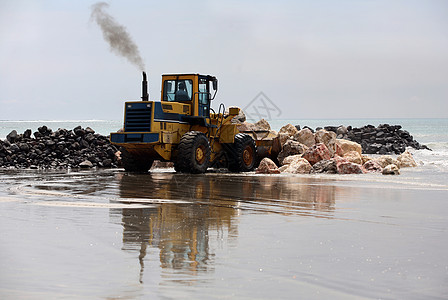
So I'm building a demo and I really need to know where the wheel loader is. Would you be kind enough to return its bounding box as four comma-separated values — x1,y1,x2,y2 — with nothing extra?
110,72,280,173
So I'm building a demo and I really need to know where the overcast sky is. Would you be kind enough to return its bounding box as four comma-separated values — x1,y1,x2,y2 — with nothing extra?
1,0,447,121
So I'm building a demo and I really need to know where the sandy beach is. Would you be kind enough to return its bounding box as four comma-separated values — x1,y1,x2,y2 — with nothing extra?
1,168,447,299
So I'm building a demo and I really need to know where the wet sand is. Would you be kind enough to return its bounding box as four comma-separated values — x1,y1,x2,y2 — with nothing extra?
1,169,447,299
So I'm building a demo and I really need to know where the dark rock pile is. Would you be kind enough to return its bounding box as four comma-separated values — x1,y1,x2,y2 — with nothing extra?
0,126,120,169
298,124,430,155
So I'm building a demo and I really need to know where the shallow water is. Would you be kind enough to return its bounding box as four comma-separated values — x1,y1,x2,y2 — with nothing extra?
1,169,448,299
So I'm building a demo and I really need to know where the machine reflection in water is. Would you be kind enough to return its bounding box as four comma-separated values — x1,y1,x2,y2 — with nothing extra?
113,172,338,283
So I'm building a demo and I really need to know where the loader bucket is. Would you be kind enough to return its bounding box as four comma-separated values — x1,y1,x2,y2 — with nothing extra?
239,130,281,163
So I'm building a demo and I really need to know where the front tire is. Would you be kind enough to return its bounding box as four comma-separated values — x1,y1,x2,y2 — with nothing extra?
174,131,210,173
228,133,256,172
121,148,153,172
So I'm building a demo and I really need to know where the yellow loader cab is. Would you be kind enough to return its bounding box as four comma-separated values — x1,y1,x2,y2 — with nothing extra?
111,73,277,173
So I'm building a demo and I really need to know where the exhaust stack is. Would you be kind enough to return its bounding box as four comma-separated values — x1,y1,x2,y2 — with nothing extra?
141,72,149,101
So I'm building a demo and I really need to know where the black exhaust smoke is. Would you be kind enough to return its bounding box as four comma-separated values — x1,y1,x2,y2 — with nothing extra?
90,2,145,71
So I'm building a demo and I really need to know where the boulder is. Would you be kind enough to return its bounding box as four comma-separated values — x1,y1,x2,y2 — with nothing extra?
337,161,364,174
314,130,337,156
364,142,380,152
80,139,89,149
23,129,32,139
302,143,331,165
324,126,338,133
332,156,347,167
293,128,315,147
337,125,348,136
33,131,43,139
334,143,344,157
253,119,271,131
277,126,296,146
74,127,86,136
38,126,49,134
6,130,18,143
85,127,95,134
282,154,302,165
84,133,95,143
362,160,383,173
343,150,363,165
302,126,315,133
19,143,30,152
225,106,246,123
79,160,94,168
278,165,288,172
9,144,20,153
236,118,271,132
236,122,253,132
361,155,372,164
336,139,362,155
280,157,312,174
279,124,299,136
382,164,400,175
2,139,11,147
397,150,417,168
278,133,292,147
102,159,112,167
278,140,308,165
374,155,400,168
311,159,337,174
256,157,281,174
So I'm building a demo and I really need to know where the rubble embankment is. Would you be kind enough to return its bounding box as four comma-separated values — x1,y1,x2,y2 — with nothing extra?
0,126,120,169
314,124,430,155
235,119,427,176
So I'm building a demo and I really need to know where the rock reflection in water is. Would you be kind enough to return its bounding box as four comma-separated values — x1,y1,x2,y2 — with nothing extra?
115,172,338,283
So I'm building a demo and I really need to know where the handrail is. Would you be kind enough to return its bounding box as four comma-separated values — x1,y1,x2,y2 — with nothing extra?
210,103,226,153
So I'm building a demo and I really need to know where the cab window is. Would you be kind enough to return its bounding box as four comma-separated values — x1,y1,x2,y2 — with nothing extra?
163,79,193,102
198,78,209,105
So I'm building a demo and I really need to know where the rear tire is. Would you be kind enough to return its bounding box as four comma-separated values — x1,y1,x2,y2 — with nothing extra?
228,133,256,172
174,131,210,173
121,148,153,172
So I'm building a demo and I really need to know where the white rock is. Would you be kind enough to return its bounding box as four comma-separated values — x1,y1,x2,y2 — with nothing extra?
79,160,93,168
293,128,315,147
397,150,417,168
382,164,400,175
336,139,362,155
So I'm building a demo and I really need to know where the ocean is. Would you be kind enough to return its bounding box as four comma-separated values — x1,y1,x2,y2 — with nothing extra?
1,118,447,299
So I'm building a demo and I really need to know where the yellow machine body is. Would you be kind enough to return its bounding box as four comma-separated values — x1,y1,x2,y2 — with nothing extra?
110,74,242,165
